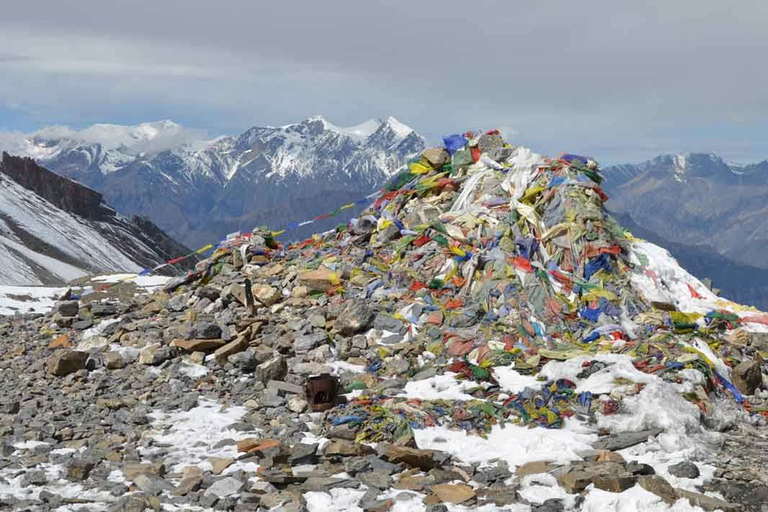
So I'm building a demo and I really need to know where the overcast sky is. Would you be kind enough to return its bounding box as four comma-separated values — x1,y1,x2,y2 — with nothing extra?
1,0,767,163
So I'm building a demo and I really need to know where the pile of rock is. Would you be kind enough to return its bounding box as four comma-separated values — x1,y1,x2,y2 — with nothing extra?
2,132,768,511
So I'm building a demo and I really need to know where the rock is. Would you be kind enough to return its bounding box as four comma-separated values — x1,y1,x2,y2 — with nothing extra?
431,483,475,504
253,285,281,306
172,338,227,352
625,462,655,476
133,473,173,496
373,313,406,334
336,300,374,335
676,489,737,511
294,331,329,354
20,470,48,487
557,471,592,493
255,356,288,384
53,313,76,328
260,392,285,407
287,396,308,413
378,223,400,242
229,350,256,372
214,337,249,365
138,344,175,365
668,461,700,479
204,477,244,498
359,471,392,489
323,439,374,457
591,473,637,493
195,321,222,339
381,445,439,470
109,495,153,512
105,351,126,369
732,356,763,395
298,268,340,292
637,475,678,504
46,350,88,376
251,480,278,495
267,380,304,395
0,401,19,414
48,333,72,349
66,458,96,481
57,300,80,316
422,147,450,167
71,319,93,330
592,428,664,451
532,499,565,512
173,474,203,496
288,443,318,465
515,461,554,478
209,458,235,475
92,303,117,316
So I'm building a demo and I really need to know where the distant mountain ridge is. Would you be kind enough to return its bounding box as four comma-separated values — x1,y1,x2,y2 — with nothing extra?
2,116,425,248
0,153,192,286
602,152,768,310
603,152,768,270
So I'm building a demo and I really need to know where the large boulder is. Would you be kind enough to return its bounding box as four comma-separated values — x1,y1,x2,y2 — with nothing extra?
47,350,88,377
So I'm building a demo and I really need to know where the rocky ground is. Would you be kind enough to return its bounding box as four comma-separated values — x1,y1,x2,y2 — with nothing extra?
2,136,768,512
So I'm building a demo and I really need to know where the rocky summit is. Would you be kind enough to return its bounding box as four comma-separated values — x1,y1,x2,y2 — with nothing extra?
2,131,768,511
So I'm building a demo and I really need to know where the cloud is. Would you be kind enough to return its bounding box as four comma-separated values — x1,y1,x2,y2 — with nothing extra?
1,0,767,162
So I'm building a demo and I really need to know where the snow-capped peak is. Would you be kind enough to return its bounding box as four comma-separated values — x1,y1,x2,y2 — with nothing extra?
281,116,415,143
381,116,414,139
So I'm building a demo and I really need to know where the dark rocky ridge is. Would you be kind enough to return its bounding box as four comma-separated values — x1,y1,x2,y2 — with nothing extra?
0,153,197,281
1,152,105,220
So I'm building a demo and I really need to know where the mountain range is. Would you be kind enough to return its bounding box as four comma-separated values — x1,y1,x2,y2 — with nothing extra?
603,153,768,310
2,119,767,309
603,153,768,269
2,116,425,249
0,152,191,286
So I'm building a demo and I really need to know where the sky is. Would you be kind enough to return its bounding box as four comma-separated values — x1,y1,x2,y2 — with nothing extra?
1,0,768,164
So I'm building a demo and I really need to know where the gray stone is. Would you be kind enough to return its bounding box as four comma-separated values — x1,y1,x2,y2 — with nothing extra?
289,443,318,465
267,380,304,395
72,319,93,330
294,331,329,354
133,473,173,496
229,350,256,372
195,322,223,339
532,499,565,512
373,313,406,334
57,300,80,316
260,392,286,408
676,489,737,511
255,356,288,384
205,477,244,498
92,303,117,316
336,300,374,335
359,470,392,489
20,470,47,487
592,428,664,451
668,461,700,479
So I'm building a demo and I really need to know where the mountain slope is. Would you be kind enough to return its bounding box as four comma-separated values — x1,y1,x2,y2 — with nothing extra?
612,211,768,310
3,117,425,248
0,153,192,285
603,152,768,270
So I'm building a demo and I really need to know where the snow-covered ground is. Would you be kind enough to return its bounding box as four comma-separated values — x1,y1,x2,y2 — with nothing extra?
0,285,67,315
0,174,143,285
